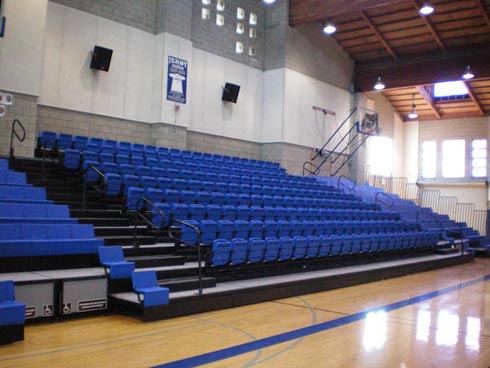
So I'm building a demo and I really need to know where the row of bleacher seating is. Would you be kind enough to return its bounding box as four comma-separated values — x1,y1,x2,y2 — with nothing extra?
127,187,375,211
0,203,75,223
0,223,103,257
77,159,326,191
40,131,281,170
176,218,419,245
65,150,286,176
206,231,441,267
151,203,398,225
0,159,102,257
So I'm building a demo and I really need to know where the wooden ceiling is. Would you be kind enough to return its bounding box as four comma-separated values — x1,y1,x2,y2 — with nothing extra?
289,0,490,121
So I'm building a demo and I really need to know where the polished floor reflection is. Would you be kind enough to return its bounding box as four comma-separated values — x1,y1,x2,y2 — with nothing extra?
1,259,490,368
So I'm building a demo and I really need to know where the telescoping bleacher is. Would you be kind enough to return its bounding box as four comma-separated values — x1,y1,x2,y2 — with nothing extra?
38,131,452,274
0,131,473,324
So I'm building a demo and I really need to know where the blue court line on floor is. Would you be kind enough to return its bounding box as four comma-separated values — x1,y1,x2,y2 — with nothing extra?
153,274,490,368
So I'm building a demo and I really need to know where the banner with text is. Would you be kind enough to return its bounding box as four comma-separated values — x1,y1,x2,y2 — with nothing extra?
166,56,188,104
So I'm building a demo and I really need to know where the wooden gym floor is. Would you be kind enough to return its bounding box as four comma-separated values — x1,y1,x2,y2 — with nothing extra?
1,258,490,368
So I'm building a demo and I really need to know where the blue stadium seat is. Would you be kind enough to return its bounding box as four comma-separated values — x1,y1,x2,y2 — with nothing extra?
152,203,171,227
63,148,81,170
163,189,180,204
234,220,249,239
172,203,189,221
248,238,265,263
210,239,231,267
39,131,57,149
127,187,145,211
205,204,221,221
145,188,163,203
279,237,294,260
306,236,320,258
200,220,218,244
264,220,278,238
189,204,206,221
132,271,169,307
264,237,281,262
230,238,248,265
292,236,307,259
98,246,135,279
105,173,122,196
217,220,234,240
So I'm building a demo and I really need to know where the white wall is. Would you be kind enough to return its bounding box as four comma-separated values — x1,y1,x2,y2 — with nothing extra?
40,2,155,122
189,48,263,142
282,69,352,149
262,69,285,142
392,114,404,177
0,0,48,95
403,121,419,182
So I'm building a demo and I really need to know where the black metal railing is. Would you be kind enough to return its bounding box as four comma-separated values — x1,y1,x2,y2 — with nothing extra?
82,165,107,211
9,119,26,159
132,197,166,248
303,161,320,176
168,219,204,295
337,175,356,192
374,191,395,208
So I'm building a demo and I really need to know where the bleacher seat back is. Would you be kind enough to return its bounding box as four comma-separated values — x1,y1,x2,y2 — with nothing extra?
211,239,231,266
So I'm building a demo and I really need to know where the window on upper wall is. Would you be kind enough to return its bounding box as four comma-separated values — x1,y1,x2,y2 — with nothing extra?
471,139,487,178
442,140,465,178
367,136,393,176
201,8,210,20
249,27,256,38
202,0,211,5
237,7,245,20
249,13,257,25
422,141,436,179
217,0,225,12
236,22,244,34
216,13,224,26
235,41,244,54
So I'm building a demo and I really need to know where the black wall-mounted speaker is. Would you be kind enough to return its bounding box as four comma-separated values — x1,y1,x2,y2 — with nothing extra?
222,82,240,103
90,46,113,72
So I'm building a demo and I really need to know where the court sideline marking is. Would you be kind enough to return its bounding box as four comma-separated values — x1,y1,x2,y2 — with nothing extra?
153,274,490,368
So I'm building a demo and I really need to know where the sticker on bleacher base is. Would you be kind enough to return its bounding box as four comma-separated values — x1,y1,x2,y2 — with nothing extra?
43,304,53,316
78,298,107,312
62,303,72,314
25,306,36,319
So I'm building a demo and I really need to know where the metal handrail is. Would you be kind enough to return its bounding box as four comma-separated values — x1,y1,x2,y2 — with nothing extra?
41,139,58,180
168,219,204,295
416,207,465,255
374,191,395,208
337,175,356,193
82,165,107,211
9,119,26,159
302,161,320,176
133,197,167,247
310,107,357,162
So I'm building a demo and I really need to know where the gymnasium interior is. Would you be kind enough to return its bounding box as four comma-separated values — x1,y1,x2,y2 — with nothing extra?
1,0,490,366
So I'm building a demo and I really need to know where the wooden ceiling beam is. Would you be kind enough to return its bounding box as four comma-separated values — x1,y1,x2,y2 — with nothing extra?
417,86,442,119
411,0,446,51
475,0,490,27
464,81,486,115
289,0,407,26
360,11,398,59
355,43,490,91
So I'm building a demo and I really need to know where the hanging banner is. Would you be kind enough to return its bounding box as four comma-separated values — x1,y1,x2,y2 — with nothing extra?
166,56,188,104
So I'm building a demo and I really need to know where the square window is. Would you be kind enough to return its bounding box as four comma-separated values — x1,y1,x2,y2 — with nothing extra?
248,47,256,56
202,8,210,20
236,22,244,34
237,7,245,20
217,0,225,12
235,41,244,54
249,13,257,25
249,27,256,38
216,13,224,26
202,0,210,5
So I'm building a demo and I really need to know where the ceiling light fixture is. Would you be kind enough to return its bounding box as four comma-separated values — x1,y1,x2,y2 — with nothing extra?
373,75,385,90
462,65,474,80
323,22,337,35
263,0,276,4
408,93,418,119
419,2,434,16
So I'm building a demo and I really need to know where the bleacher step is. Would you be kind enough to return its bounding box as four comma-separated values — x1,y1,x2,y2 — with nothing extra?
94,226,150,237
79,218,137,226
126,254,185,268
122,244,177,257
101,235,156,246
71,209,124,218
157,276,216,292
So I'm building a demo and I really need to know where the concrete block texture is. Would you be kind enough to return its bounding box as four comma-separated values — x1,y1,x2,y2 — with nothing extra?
0,92,38,158
50,0,157,33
